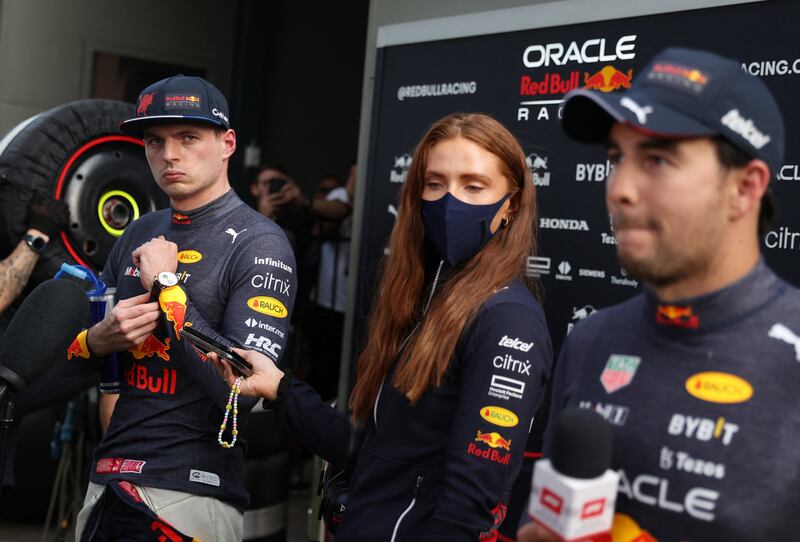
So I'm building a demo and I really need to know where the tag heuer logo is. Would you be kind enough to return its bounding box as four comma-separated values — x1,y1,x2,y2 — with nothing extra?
600,355,641,393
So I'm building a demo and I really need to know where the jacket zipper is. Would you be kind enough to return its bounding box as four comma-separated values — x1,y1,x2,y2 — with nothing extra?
390,475,423,542
373,260,444,428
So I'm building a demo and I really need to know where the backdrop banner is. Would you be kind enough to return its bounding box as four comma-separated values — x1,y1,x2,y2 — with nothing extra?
353,0,799,361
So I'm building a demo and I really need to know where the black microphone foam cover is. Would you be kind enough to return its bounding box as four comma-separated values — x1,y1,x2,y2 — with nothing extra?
551,407,613,479
0,278,89,390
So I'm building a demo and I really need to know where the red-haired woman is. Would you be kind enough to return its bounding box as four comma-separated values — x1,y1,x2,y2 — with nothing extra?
213,113,553,540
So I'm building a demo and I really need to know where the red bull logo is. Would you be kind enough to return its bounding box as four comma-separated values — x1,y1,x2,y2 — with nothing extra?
584,65,633,93
474,430,512,451
651,63,708,86
137,92,155,115
126,361,178,395
160,286,187,334
172,213,191,225
130,334,171,361
468,431,511,465
67,329,91,360
611,513,658,542
656,305,700,329
520,71,581,96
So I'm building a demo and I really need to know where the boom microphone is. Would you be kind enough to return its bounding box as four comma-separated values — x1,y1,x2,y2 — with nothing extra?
528,408,619,541
0,278,89,402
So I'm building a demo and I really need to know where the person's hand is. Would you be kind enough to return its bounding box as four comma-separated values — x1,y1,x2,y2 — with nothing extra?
132,235,178,291
275,181,307,208
208,347,284,400
257,192,281,220
26,192,69,238
517,522,560,542
86,292,162,357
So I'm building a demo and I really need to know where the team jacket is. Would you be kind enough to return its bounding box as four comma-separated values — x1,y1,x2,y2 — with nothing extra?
73,190,296,510
277,278,553,540
540,260,800,540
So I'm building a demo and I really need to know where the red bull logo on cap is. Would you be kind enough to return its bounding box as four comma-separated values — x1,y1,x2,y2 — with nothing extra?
584,65,633,93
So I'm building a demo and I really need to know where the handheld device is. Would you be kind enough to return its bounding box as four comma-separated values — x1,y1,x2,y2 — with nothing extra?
179,327,253,377
268,177,288,194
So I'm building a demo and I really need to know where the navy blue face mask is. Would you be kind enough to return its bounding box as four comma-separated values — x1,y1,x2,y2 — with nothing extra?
421,192,510,266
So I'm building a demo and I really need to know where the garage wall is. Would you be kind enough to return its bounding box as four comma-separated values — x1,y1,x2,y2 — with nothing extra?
0,0,237,133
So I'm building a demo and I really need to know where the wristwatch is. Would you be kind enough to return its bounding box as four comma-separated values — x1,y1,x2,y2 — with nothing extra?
150,271,179,302
23,233,47,254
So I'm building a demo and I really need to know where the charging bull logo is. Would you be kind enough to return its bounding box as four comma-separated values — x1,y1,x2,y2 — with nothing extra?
172,213,191,225
611,513,657,542
137,92,155,115
474,430,512,451
656,304,700,329
584,66,633,93
160,286,187,334
67,329,91,360
130,335,171,361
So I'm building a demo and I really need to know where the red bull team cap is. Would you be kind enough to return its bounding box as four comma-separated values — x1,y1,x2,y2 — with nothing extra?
120,75,231,136
561,47,784,176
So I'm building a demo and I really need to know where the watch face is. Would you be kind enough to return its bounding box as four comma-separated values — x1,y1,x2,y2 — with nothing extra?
31,237,46,251
157,271,179,287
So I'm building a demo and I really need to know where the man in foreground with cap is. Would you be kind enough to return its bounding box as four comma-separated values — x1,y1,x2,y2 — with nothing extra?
520,47,800,540
71,76,296,541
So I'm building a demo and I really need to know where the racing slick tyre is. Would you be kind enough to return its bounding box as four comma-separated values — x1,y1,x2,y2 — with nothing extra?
0,99,167,288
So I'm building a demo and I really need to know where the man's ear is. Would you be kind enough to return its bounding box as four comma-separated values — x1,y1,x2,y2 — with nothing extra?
728,158,770,222
221,129,236,160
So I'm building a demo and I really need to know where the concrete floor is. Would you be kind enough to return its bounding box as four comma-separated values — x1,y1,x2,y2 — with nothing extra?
0,487,314,542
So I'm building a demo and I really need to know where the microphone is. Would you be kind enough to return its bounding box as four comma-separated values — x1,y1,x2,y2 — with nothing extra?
528,408,618,541
0,278,89,402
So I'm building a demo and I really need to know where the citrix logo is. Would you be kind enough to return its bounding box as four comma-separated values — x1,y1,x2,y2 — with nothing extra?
493,353,531,375
251,272,291,295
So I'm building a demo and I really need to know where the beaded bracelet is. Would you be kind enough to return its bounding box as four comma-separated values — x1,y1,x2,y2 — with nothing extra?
218,376,244,449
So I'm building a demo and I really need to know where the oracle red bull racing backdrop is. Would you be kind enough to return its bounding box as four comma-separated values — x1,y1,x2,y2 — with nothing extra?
353,0,800,357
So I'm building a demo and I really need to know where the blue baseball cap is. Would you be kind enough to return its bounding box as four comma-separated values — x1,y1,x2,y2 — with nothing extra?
120,75,231,136
561,47,785,176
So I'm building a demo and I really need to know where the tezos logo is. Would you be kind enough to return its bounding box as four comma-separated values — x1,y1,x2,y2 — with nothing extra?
526,153,551,187
390,154,412,183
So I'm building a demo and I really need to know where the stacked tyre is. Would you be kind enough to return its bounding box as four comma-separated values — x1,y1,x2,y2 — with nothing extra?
0,99,167,287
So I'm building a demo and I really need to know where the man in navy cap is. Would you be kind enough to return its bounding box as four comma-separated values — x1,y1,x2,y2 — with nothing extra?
521,48,800,540
72,76,296,541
